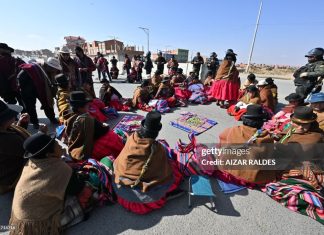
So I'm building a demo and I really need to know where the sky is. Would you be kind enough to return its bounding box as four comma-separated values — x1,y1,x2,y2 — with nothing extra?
1,0,324,66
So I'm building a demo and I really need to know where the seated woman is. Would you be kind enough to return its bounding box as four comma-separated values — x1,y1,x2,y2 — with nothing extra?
265,77,278,106
151,71,162,87
203,71,215,87
240,73,258,90
187,77,208,104
113,112,183,214
227,85,261,120
0,101,31,194
278,106,324,188
82,79,108,122
9,132,85,234
65,91,124,161
263,93,306,134
215,105,279,187
257,79,275,113
55,74,71,124
170,68,186,87
308,92,324,131
132,80,154,111
155,77,176,107
99,78,130,111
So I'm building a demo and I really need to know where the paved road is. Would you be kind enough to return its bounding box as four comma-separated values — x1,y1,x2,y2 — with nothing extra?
1,75,323,235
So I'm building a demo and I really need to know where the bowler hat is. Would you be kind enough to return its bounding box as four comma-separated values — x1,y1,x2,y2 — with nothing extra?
242,104,266,119
59,46,70,54
177,68,183,74
23,132,56,159
46,57,62,71
291,106,317,124
141,111,162,132
285,93,304,102
69,91,92,105
257,79,268,87
226,49,237,56
0,43,14,53
265,77,274,84
55,74,69,86
246,85,258,93
0,100,19,124
308,92,324,104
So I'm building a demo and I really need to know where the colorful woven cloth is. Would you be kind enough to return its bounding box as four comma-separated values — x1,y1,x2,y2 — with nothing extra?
170,112,217,135
265,178,324,224
113,114,144,133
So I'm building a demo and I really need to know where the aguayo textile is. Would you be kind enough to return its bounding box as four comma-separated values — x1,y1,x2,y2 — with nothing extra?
113,115,144,133
265,178,324,225
170,112,217,135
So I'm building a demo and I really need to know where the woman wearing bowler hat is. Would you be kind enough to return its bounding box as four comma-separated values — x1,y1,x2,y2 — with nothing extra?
9,132,85,234
113,111,183,214
65,91,124,161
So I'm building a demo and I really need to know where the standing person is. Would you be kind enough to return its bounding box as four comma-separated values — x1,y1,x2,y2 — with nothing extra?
93,52,101,80
265,77,278,106
55,74,71,123
123,54,131,76
110,56,119,80
293,48,324,99
134,55,144,82
18,58,61,128
210,49,240,108
154,51,166,74
0,43,24,105
97,54,109,82
144,52,153,78
206,52,219,78
58,46,79,90
74,46,96,86
167,55,179,76
191,52,204,77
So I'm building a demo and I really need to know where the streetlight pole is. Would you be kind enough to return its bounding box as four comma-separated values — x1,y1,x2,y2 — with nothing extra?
139,27,150,52
246,0,263,73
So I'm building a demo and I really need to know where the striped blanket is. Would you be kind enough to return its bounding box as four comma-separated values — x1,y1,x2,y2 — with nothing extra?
265,178,324,224
113,115,144,133
170,112,217,135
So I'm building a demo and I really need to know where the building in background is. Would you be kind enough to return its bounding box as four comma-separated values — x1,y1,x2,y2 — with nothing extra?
152,48,189,63
64,36,86,52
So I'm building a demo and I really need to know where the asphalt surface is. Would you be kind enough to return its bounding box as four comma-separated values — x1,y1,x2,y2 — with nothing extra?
1,74,324,235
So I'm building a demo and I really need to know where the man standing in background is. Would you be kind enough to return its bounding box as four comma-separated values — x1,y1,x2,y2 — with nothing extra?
191,52,204,77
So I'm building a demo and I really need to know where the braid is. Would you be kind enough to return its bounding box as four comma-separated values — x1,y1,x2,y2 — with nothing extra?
132,142,156,188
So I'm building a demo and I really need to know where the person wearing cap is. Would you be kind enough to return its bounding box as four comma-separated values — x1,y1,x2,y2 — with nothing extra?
9,132,85,234
167,55,179,76
210,49,240,108
263,93,307,134
206,52,219,78
65,91,124,161
113,111,183,214
0,43,26,105
228,85,261,121
55,74,71,123
132,80,154,111
154,51,167,74
74,46,96,86
18,57,61,128
191,52,204,77
308,92,324,130
293,48,324,99
216,104,278,186
144,52,154,77
265,77,278,106
257,79,275,112
0,100,32,194
58,46,79,90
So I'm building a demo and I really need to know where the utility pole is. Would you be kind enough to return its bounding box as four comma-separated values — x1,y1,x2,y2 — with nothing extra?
246,0,263,73
139,27,150,52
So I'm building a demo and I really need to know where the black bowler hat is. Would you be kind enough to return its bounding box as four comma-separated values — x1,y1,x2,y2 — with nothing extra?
226,49,237,56
141,111,162,133
0,100,19,123
246,85,258,93
290,106,317,124
285,93,304,102
242,104,266,119
55,74,69,86
69,91,92,105
265,77,274,84
23,132,56,159
0,43,14,53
